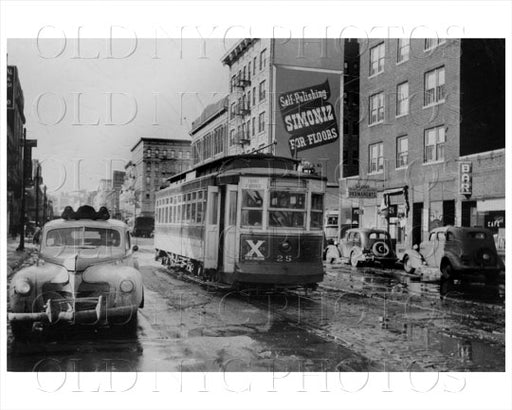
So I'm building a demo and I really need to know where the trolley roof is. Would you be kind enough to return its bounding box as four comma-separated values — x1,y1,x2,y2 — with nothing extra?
166,154,325,185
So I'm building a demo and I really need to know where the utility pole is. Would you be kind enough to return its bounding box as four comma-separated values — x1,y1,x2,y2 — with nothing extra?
43,185,47,224
17,128,26,251
35,162,40,226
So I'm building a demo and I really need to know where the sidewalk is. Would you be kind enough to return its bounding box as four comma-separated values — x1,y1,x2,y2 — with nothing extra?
6,237,38,278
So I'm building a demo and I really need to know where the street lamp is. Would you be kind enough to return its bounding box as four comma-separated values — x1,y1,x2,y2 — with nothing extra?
17,128,26,251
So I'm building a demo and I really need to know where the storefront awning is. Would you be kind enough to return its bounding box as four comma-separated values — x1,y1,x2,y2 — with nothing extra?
476,198,505,212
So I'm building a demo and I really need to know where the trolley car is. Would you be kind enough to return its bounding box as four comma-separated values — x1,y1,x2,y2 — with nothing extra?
154,154,326,289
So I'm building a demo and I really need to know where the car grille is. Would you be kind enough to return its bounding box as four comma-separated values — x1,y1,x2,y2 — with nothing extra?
41,282,112,311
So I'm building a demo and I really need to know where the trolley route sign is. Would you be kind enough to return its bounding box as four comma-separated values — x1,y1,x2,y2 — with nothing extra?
278,80,339,154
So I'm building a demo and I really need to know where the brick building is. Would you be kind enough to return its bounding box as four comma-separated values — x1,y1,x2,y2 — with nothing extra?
341,38,505,255
220,38,359,210
190,96,228,166
130,137,192,216
7,65,26,236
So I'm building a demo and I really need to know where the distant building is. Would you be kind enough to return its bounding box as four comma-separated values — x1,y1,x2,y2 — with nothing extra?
7,65,26,236
190,96,229,166
345,38,505,255
111,170,126,219
130,137,192,217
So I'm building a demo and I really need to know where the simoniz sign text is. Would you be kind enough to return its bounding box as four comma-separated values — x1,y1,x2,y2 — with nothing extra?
278,80,339,154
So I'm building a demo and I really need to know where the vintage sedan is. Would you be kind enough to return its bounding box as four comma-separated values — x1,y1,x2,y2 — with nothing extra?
8,206,144,338
401,226,504,284
338,228,397,267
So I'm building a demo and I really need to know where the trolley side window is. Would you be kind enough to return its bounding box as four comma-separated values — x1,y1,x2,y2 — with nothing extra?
241,189,263,228
310,193,324,229
228,191,238,225
268,191,306,228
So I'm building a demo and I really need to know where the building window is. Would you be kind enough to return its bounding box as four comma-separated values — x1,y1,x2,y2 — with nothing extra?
230,102,236,119
243,66,246,80
368,92,384,125
424,38,446,51
369,42,385,76
397,38,409,63
247,90,251,108
246,120,251,139
252,117,255,136
258,112,265,133
260,49,267,70
396,136,408,168
368,142,384,173
178,151,182,159
162,149,167,158
424,66,445,106
396,82,409,116
252,87,256,106
424,126,445,163
170,150,175,158
146,149,152,158
230,129,235,145
185,151,190,159
253,57,257,75
259,80,266,102
248,62,251,80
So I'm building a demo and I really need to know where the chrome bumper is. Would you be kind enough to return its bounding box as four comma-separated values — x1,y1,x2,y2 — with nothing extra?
8,296,136,324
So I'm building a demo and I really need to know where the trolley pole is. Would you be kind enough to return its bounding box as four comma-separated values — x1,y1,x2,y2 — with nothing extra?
17,128,26,251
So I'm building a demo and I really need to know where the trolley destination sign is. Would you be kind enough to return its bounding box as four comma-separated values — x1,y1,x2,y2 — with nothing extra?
278,80,339,154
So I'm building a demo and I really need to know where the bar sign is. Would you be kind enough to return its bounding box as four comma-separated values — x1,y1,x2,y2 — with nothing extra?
459,162,472,196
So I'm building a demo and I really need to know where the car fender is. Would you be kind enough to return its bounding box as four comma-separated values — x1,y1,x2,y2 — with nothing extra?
440,252,461,270
402,249,423,269
9,263,68,311
83,264,143,306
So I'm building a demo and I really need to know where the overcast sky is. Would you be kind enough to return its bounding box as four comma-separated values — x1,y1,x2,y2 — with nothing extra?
7,38,230,194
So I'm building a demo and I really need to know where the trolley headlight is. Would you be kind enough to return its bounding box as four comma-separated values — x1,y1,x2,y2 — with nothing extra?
14,279,31,296
120,280,135,293
279,240,292,253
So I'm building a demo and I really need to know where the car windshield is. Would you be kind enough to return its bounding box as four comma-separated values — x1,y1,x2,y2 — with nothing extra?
45,227,121,248
369,232,389,240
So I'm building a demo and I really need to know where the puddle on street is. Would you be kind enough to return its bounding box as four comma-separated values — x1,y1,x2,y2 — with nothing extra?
251,320,380,372
333,265,505,306
405,323,505,371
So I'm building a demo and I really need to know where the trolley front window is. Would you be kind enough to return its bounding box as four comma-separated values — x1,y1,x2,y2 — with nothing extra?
268,191,306,228
310,193,324,229
241,189,263,228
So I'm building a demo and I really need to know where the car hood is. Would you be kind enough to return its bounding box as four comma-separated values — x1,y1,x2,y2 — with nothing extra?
40,246,126,271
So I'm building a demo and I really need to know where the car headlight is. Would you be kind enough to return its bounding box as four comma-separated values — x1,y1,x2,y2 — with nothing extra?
14,279,31,295
120,279,135,293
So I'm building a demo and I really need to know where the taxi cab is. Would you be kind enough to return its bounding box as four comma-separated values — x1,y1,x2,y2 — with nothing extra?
8,206,144,338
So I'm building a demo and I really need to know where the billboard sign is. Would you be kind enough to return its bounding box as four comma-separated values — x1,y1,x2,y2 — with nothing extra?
274,66,342,184
278,80,339,154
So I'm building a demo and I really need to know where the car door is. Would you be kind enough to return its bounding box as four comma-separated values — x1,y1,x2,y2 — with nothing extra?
434,231,446,267
420,231,437,266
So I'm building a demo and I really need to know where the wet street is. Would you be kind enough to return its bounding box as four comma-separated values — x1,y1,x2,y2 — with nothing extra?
7,238,505,372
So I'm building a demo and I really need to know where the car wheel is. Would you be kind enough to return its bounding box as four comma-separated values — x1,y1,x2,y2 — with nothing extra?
441,261,453,281
440,261,454,295
403,255,415,274
350,251,360,267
